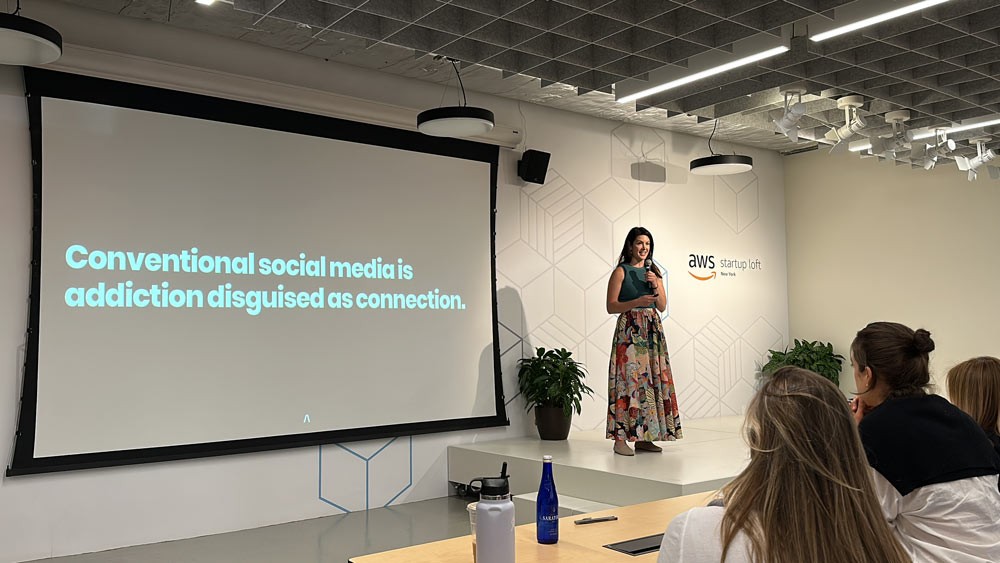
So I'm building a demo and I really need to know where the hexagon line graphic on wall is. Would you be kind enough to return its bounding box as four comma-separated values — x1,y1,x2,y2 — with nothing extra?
658,267,670,320
611,122,665,160
690,315,742,411
584,178,641,224
498,320,523,357
740,316,784,357
713,170,760,234
317,435,413,513
499,319,525,407
529,321,585,357
676,315,789,418
519,169,585,264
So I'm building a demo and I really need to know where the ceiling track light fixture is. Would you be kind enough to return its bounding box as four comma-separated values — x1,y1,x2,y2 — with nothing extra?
955,137,999,182
690,120,754,176
773,85,808,143
825,96,866,153
0,1,63,66
417,57,494,138
811,0,952,42
851,120,975,172
866,110,913,158
915,131,956,171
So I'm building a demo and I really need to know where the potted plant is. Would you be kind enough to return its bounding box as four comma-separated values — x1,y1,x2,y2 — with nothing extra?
517,347,595,440
761,339,845,385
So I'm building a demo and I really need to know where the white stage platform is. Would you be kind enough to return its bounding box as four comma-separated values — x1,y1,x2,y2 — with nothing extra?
448,417,748,509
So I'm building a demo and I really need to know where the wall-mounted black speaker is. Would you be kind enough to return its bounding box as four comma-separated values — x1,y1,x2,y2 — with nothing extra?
517,150,551,184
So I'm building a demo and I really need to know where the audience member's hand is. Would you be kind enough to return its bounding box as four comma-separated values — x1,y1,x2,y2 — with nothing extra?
850,397,873,424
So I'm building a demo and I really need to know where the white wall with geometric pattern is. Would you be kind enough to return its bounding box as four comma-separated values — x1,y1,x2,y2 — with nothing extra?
0,12,788,560
494,104,790,431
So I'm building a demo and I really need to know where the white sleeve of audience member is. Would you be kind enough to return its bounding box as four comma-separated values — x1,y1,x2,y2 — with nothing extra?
870,469,903,524
658,507,747,563
658,509,690,563
870,470,913,558
872,470,1000,563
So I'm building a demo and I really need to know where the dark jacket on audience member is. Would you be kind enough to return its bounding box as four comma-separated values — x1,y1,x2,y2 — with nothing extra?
856,394,1000,562
858,394,999,495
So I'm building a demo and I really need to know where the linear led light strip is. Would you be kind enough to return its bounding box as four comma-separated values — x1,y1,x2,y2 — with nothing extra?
617,46,789,104
912,118,1000,140
617,0,949,104
811,0,951,42
849,117,1000,152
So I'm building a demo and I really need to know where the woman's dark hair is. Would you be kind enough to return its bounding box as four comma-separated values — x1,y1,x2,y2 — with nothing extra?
851,321,935,398
616,226,661,275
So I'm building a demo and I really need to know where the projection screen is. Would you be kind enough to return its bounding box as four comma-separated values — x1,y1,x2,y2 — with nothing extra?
8,69,505,475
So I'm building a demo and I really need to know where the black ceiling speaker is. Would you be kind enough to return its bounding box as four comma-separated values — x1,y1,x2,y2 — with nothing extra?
517,149,551,184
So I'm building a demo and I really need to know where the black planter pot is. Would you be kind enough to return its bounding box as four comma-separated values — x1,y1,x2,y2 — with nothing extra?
534,406,572,440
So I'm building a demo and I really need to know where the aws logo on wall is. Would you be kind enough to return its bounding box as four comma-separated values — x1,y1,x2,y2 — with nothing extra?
688,253,763,281
688,254,716,281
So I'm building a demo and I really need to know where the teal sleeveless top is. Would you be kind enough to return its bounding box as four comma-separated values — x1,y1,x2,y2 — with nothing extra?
617,263,655,308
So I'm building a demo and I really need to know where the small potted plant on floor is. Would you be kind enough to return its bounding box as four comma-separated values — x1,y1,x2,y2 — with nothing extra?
761,339,845,385
517,347,595,440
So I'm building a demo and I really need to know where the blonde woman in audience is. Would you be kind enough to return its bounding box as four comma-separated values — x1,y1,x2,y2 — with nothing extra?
851,322,1000,562
658,366,909,563
947,356,1000,459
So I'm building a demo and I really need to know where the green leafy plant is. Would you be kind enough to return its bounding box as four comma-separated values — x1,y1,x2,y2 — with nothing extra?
517,347,595,417
761,339,845,386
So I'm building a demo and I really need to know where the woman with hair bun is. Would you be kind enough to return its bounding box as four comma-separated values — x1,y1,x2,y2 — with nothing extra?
851,321,1000,562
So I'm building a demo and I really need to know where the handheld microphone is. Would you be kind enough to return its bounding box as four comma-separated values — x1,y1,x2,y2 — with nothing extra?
644,259,656,291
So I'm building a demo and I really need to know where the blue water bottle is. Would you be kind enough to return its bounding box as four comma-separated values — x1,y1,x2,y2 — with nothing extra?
536,454,558,544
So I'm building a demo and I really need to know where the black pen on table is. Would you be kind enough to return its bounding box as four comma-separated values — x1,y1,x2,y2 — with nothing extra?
574,515,618,525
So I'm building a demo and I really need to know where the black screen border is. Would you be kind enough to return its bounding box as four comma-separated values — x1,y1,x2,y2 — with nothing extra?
7,68,506,476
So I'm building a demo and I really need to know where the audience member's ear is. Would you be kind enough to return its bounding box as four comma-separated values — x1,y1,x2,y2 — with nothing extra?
859,366,874,392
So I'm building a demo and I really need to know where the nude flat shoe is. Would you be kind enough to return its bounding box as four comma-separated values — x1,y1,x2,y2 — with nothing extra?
635,441,662,452
613,441,635,456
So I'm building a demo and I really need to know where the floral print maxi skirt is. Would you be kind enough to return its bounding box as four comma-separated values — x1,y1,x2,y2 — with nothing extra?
606,308,682,442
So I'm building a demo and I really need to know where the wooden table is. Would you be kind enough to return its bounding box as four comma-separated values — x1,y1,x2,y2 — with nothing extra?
349,491,715,563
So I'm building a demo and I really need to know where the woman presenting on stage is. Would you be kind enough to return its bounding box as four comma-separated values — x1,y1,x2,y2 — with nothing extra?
606,227,682,456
